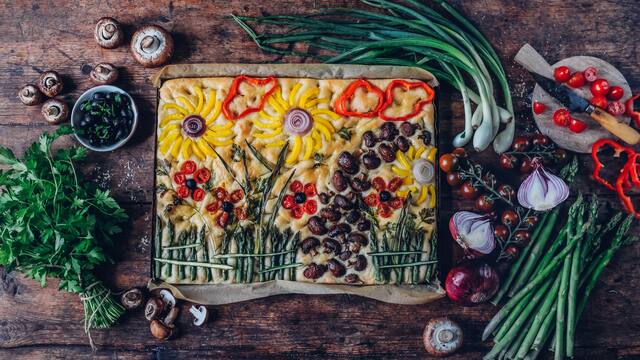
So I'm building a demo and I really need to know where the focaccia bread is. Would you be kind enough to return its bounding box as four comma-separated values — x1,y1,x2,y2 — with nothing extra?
154,75,437,286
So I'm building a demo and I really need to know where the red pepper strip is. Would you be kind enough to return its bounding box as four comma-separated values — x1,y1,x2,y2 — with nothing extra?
334,79,384,118
222,75,278,120
625,92,640,128
616,164,640,219
379,80,435,122
590,138,635,191
628,152,640,188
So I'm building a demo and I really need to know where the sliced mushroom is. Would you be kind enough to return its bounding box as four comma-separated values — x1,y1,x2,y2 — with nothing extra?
120,288,145,310
90,63,119,85
150,319,174,340
37,71,63,98
158,289,176,308
130,25,173,67
41,99,69,124
18,84,44,106
189,305,209,327
95,17,124,49
423,317,463,357
145,297,165,321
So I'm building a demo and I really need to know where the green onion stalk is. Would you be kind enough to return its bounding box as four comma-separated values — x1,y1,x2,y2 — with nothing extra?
232,0,515,153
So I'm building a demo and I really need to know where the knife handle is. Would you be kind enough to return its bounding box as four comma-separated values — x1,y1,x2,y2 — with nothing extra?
590,107,640,145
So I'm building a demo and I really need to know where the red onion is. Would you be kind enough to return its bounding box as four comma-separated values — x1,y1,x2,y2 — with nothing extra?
517,161,569,211
449,211,495,258
445,262,500,306
284,108,313,136
182,115,206,138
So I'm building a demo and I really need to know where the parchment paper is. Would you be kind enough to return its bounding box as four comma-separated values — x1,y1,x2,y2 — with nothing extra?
151,63,444,305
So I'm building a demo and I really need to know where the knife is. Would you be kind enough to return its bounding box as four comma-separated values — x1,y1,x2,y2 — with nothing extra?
532,73,640,145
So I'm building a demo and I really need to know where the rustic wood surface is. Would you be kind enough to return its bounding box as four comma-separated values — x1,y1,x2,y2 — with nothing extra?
1,1,639,359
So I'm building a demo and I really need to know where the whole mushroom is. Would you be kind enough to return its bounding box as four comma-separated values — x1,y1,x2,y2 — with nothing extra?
18,84,44,106
41,99,69,124
90,63,119,85
150,319,174,341
144,297,165,321
95,17,124,49
130,25,174,67
120,288,145,311
37,71,63,98
423,317,464,357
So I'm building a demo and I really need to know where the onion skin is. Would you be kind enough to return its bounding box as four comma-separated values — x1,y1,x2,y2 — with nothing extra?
445,262,500,306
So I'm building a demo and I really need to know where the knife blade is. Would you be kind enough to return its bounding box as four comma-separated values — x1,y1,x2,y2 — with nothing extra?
531,72,640,145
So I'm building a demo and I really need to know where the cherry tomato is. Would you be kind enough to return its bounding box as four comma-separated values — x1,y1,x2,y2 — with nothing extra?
230,189,244,203
514,230,531,246
193,168,211,184
501,209,519,227
498,184,516,202
452,147,467,158
505,245,519,258
553,108,571,127
607,101,625,116
192,188,205,201
234,207,248,220
206,201,221,213
494,224,509,240
590,78,610,96
173,172,186,185
583,67,598,82
177,185,190,198
499,154,519,170
511,136,531,152
475,194,495,213
531,134,550,147
389,197,404,209
304,183,317,197
553,148,568,163
378,203,392,218
446,171,463,186
388,177,403,192
568,117,587,133
607,86,624,101
364,193,380,207
289,180,303,193
372,177,387,192
532,101,546,114
304,199,318,214
217,212,230,227
590,95,608,109
567,72,586,88
439,153,457,173
523,215,539,229
520,157,534,173
291,205,305,219
459,181,478,200
554,66,571,82
282,194,296,209
213,187,228,201
180,161,197,174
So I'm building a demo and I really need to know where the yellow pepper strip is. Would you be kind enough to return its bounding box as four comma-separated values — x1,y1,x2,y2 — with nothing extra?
194,86,204,114
196,139,216,157
289,83,302,106
203,135,234,146
415,146,426,159
200,89,217,118
310,108,341,120
206,128,234,138
159,127,180,142
304,98,329,108
252,118,280,130
404,176,414,185
266,139,286,148
416,185,428,204
397,151,411,169
428,185,436,208
191,140,205,160
315,122,333,141
274,88,289,110
163,103,188,116
253,128,283,139
160,113,184,128
314,116,335,132
181,138,193,159
208,121,234,132
312,130,322,152
286,136,302,164
169,136,183,159
267,95,286,115
258,110,281,123
159,129,182,146
159,136,176,154
397,189,410,198
409,185,418,192
407,145,416,160
302,136,314,160
176,96,195,114
206,100,222,124
392,166,411,177
427,147,437,162
299,88,319,108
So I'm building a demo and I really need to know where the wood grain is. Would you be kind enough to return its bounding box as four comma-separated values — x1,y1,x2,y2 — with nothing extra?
1,0,639,359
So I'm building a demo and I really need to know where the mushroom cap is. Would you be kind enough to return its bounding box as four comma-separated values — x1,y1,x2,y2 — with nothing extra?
144,297,165,321
423,317,464,357
150,319,174,341
38,71,63,98
90,63,119,85
120,287,145,310
130,25,174,68
95,17,124,49
18,84,44,106
41,99,69,124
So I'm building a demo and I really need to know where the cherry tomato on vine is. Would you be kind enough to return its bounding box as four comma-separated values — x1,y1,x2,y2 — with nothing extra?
554,66,571,82
531,134,550,147
520,157,534,173
590,79,610,96
446,171,463,186
475,194,495,213
567,72,586,88
459,181,478,200
590,95,608,109
501,209,519,227
511,136,531,152
607,86,624,101
523,215,539,229
553,108,571,127
553,148,568,163
505,245,519,258
494,225,509,240
499,154,519,170
452,147,467,158
439,153,457,173
514,230,531,246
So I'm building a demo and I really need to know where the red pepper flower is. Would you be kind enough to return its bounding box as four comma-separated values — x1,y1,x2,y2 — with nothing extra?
173,162,211,202
363,176,405,218
206,187,247,227
282,180,318,219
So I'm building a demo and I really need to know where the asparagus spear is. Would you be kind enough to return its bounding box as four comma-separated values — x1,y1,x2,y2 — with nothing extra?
554,253,572,360
154,215,163,279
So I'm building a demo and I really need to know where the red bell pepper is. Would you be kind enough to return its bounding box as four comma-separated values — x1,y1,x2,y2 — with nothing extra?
590,138,635,191
379,80,435,122
625,92,640,128
222,75,278,120
334,79,384,118
616,163,640,219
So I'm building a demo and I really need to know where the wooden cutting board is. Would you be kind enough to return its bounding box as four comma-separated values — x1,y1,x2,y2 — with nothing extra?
515,44,633,153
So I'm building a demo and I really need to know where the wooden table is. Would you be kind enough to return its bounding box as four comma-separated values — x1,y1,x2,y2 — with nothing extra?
1,1,639,358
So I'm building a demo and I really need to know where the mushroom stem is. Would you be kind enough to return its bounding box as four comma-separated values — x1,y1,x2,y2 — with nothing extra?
141,36,160,53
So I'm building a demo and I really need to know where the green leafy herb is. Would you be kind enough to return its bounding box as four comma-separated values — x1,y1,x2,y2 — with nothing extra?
231,143,243,162
337,127,352,141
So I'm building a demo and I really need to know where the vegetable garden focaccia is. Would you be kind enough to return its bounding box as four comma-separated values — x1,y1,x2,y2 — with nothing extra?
154,75,438,285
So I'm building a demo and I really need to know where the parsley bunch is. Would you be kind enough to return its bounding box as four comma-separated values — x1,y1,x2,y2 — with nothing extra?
0,126,128,346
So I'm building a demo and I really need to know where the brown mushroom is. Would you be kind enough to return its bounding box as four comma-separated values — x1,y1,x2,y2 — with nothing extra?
90,63,119,85
423,317,463,357
95,17,124,49
120,288,145,311
144,297,165,321
18,84,44,106
130,25,173,67
41,99,69,124
37,71,63,98
163,306,180,326
150,319,174,340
